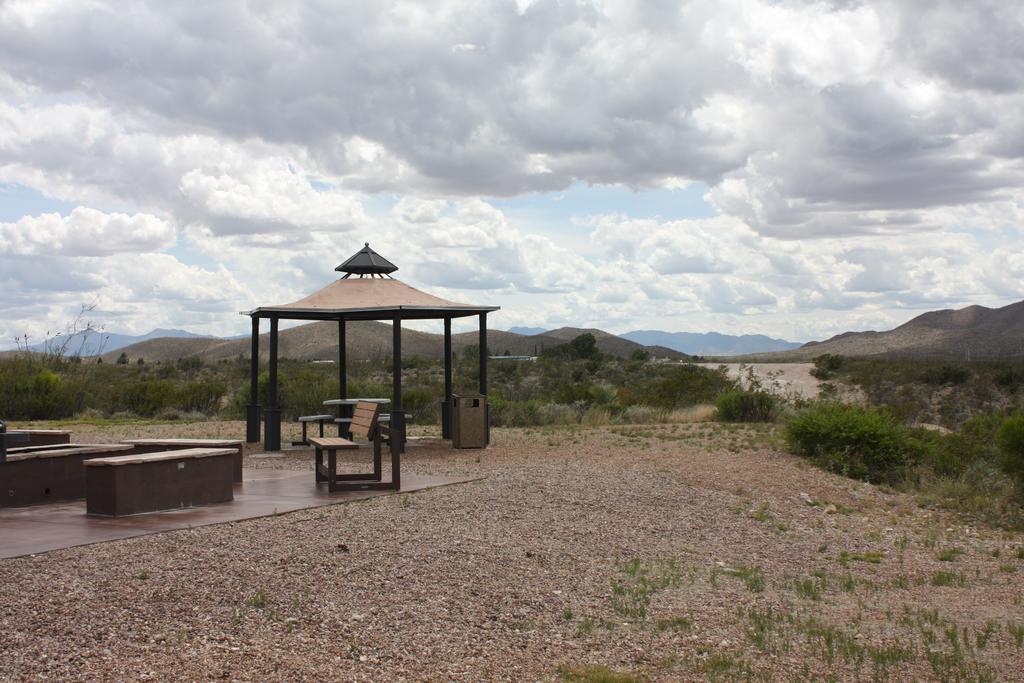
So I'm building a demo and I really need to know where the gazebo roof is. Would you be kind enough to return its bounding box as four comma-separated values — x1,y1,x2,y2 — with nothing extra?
336,242,398,275
243,244,499,321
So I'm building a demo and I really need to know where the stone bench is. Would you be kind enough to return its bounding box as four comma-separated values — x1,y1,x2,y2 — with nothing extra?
0,444,134,507
84,448,236,516
120,439,244,483
0,428,71,464
20,429,72,447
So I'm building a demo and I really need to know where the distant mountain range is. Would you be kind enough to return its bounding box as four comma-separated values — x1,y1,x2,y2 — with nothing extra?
13,298,1024,363
743,300,1024,361
94,323,689,364
620,330,801,356
504,327,800,356
25,328,211,357
505,326,551,336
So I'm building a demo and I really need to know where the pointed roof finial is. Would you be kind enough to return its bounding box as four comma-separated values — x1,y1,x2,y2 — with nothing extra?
336,242,398,276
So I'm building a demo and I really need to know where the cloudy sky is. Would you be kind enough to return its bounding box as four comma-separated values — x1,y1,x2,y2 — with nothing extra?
1,0,1022,347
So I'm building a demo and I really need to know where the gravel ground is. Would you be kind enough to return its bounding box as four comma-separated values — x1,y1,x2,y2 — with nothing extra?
2,420,1023,681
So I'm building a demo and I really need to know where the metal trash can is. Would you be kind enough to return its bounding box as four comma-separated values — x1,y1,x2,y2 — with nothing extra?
452,394,487,449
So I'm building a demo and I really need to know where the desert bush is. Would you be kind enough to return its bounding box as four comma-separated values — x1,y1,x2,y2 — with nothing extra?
940,412,1004,470
810,354,845,380
536,403,577,425
0,358,77,419
177,381,227,414
666,404,717,423
915,460,1021,527
996,415,1024,480
489,398,540,427
995,368,1024,393
642,364,735,409
279,366,334,419
786,403,920,484
615,405,665,424
581,405,610,426
118,379,177,417
401,386,438,424
715,390,776,422
176,355,204,373
921,364,970,386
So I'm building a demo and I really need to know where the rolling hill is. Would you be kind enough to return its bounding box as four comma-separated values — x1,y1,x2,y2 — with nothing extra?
100,321,688,363
742,300,1024,361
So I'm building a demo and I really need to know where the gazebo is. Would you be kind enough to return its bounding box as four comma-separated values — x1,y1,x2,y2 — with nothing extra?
242,243,499,452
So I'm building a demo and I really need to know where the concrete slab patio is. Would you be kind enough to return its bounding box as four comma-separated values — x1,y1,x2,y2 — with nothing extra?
0,468,480,558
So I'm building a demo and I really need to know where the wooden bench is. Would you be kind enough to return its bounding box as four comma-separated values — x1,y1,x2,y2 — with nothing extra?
84,448,236,516
309,401,400,492
293,414,336,446
120,439,244,483
0,444,134,507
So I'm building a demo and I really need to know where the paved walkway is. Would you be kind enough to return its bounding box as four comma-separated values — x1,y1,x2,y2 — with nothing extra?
0,469,478,558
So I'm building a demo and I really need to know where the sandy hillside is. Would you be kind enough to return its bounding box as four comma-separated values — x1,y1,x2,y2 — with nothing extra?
698,362,822,400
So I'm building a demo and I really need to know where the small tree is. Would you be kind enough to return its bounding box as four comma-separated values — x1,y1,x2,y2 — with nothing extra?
996,415,1024,480
569,333,598,360
116,352,129,365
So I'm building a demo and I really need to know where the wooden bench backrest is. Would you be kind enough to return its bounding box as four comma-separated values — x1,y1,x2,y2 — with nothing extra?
350,401,382,439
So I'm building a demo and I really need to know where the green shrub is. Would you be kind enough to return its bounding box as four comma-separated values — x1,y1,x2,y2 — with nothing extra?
177,381,227,414
401,386,438,424
996,415,1024,480
921,364,970,386
785,403,919,484
912,428,960,478
715,390,776,422
0,358,79,419
939,412,1004,473
279,366,335,419
810,354,845,380
490,398,540,427
995,369,1024,393
642,364,735,409
118,379,177,417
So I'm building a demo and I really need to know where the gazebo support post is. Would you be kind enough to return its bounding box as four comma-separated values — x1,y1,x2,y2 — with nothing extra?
246,315,261,443
479,312,489,445
264,317,281,452
442,317,453,439
392,314,405,455
338,319,349,438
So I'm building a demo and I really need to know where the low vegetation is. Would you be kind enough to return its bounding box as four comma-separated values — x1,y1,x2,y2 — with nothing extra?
789,356,1024,527
5,334,1024,528
785,403,918,485
714,389,776,422
813,354,1024,429
0,334,739,427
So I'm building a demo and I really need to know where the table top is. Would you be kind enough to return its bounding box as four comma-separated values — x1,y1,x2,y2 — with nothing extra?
323,398,391,406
